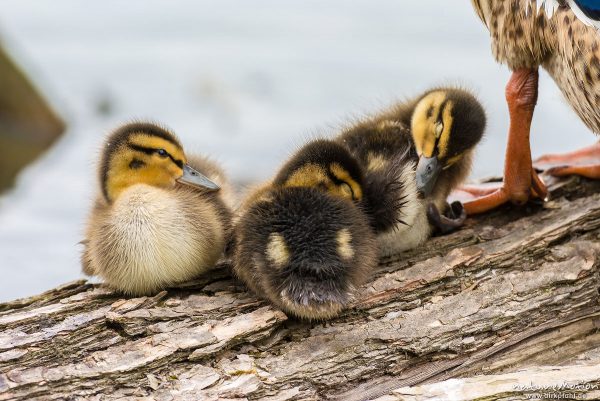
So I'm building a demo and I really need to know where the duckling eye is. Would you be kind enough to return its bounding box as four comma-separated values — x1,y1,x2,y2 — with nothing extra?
340,182,354,198
157,149,168,158
435,122,444,138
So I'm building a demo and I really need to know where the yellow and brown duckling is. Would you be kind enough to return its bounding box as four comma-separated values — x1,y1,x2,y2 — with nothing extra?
82,122,233,296
233,139,377,320
337,87,486,256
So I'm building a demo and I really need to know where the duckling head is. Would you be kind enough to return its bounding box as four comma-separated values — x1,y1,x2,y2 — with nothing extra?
411,88,486,196
273,139,364,202
100,122,219,202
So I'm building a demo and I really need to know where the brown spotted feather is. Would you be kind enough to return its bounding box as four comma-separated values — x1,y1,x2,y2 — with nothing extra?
471,0,600,133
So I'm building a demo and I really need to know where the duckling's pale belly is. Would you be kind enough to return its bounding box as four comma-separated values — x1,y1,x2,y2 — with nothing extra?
376,166,431,257
86,184,224,295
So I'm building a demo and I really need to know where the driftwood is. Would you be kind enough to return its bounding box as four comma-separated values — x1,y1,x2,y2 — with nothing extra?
1,176,600,401
0,43,65,191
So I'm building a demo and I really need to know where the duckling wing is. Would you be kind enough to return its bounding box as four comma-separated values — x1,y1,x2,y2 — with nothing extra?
80,239,95,276
186,154,237,209
362,150,415,233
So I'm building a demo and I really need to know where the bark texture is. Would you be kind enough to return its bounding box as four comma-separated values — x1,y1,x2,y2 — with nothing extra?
1,176,600,401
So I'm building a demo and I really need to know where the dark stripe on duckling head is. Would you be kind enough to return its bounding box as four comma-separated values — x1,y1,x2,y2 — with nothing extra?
127,144,185,169
426,105,434,119
431,99,450,155
129,159,145,169
274,139,365,188
111,122,182,149
326,164,361,200
100,122,183,201
440,88,486,161
339,122,417,167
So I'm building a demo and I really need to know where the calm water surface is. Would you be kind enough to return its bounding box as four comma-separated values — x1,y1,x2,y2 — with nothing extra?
0,1,592,301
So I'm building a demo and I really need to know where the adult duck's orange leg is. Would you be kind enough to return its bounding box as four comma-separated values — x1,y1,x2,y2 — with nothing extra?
462,68,548,215
534,142,600,178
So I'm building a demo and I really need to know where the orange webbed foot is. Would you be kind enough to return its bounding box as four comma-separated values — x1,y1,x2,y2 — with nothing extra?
451,168,547,216
534,142,600,179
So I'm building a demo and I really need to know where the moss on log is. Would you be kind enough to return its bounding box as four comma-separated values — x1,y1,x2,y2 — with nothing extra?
1,176,600,401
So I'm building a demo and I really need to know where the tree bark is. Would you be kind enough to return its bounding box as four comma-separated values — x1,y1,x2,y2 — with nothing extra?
1,176,600,401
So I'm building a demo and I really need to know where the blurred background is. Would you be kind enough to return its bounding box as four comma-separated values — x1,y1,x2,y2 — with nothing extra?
0,1,592,302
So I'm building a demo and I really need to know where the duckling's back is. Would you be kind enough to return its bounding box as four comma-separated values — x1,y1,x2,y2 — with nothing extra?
234,186,377,320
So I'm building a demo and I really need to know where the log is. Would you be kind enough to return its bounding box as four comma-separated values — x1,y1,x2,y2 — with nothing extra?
1,175,600,401
374,365,600,401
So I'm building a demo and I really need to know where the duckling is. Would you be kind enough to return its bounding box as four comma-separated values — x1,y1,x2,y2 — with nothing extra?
233,139,377,320
81,122,233,296
337,87,486,256
466,0,600,214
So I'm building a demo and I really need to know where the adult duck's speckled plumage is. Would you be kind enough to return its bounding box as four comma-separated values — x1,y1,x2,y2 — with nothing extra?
472,0,600,132
465,0,600,214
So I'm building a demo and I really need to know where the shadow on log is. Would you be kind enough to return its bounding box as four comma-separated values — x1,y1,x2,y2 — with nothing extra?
0,175,599,401
0,42,65,192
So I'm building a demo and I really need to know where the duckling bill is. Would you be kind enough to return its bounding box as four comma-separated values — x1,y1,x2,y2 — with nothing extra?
338,87,486,255
82,122,233,296
234,139,377,320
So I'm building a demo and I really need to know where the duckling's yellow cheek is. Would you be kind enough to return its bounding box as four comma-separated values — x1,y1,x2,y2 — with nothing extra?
336,229,354,260
266,233,289,269
329,164,362,200
166,162,183,181
143,164,177,188
411,123,436,158
421,135,437,158
412,91,449,158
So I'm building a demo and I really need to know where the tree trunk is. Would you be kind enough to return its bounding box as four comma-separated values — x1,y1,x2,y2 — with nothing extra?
1,176,600,401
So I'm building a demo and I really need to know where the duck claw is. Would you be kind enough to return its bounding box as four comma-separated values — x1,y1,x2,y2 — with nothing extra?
427,201,466,235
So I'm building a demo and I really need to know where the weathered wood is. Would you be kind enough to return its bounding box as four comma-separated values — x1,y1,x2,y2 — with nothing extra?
0,42,65,191
374,364,600,401
1,176,600,401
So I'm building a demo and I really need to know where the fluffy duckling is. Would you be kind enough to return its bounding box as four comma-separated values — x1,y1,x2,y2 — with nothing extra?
337,87,486,256
82,122,233,296
234,139,377,320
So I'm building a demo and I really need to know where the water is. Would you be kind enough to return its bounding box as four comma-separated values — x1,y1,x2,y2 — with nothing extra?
0,1,592,302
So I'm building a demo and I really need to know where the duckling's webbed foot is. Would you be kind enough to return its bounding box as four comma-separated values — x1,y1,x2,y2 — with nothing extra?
427,201,466,235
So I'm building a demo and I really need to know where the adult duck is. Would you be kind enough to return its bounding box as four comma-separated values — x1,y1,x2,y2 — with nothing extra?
466,0,600,214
